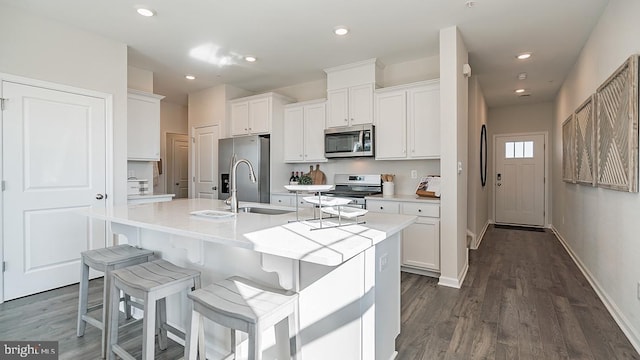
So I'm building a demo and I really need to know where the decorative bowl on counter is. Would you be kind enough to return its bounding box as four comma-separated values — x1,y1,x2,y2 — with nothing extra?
303,196,352,207
284,184,334,192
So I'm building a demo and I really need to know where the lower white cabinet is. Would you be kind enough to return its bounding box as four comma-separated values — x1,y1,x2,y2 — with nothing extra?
271,193,312,207
367,198,440,274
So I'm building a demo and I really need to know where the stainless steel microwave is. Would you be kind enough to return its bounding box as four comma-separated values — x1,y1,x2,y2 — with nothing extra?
324,124,374,158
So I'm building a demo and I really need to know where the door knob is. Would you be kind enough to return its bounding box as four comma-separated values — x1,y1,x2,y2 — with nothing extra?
96,194,104,200
212,186,217,190
497,183,502,187
175,183,179,186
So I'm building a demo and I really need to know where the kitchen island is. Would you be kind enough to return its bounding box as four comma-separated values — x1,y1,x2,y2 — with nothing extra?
85,198,416,360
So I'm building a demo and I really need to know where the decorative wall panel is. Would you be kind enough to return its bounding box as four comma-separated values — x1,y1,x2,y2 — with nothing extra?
596,55,639,192
562,114,575,183
575,95,596,185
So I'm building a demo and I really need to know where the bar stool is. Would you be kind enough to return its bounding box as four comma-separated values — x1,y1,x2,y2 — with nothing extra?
185,277,299,360
77,244,155,358
107,259,201,360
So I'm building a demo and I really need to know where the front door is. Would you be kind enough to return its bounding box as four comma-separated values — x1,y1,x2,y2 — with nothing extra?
193,125,219,199
495,133,545,226
167,133,189,198
2,80,107,300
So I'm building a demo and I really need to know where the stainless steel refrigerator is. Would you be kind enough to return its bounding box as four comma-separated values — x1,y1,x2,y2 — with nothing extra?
218,135,270,203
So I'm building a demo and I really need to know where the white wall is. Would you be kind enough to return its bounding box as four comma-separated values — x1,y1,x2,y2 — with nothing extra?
487,102,554,224
128,66,153,93
553,0,640,350
467,77,489,247
0,4,128,205
383,55,440,87
439,26,469,288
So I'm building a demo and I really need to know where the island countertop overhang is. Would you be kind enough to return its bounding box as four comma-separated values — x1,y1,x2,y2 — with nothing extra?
85,198,417,266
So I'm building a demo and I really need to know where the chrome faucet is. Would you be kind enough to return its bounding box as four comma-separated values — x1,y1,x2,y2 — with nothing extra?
226,157,257,213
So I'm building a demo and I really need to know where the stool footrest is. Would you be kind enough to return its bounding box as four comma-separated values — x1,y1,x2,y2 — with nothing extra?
81,314,103,330
111,344,136,360
163,323,185,340
118,317,143,331
87,303,103,312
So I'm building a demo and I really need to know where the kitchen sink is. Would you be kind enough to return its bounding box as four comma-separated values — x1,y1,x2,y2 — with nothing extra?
239,207,293,215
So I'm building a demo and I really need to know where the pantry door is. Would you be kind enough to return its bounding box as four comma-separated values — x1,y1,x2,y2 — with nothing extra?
2,80,107,301
494,133,545,226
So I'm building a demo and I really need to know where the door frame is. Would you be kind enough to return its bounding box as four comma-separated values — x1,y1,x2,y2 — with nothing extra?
0,73,114,303
492,131,549,227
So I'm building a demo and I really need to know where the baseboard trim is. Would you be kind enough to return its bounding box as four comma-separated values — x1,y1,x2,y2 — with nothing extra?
550,226,640,355
401,266,440,278
388,350,398,360
472,220,492,249
438,260,469,289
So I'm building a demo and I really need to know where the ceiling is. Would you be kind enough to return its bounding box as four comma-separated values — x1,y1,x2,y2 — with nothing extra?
1,0,609,107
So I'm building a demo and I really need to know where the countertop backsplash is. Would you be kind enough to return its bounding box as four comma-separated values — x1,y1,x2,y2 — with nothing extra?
281,158,440,195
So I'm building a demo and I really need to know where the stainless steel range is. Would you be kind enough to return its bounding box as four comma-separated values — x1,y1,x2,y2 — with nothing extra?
324,174,382,208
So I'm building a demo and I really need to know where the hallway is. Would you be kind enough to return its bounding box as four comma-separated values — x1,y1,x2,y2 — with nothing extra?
396,226,640,359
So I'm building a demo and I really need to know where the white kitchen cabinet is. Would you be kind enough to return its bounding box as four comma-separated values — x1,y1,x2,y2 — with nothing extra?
375,80,440,160
127,89,164,160
230,93,291,136
283,100,327,163
367,197,440,274
400,203,440,271
326,84,374,128
270,193,313,207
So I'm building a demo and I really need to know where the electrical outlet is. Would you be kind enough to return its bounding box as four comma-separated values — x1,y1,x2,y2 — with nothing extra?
411,170,417,179
379,253,389,272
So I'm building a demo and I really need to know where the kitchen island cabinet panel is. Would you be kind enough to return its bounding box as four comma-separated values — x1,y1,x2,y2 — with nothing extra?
85,199,414,360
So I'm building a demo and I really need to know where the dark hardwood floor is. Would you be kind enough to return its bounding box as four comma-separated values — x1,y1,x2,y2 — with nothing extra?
396,226,640,360
0,225,638,359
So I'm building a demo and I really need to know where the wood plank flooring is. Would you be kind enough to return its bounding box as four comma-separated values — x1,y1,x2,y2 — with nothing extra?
0,225,637,359
396,226,640,360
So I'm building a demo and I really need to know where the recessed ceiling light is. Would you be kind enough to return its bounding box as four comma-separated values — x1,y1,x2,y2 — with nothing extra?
136,8,155,17
334,26,349,36
245,56,257,62
185,75,195,80
465,1,477,8
515,88,526,94
518,72,528,80
516,52,532,60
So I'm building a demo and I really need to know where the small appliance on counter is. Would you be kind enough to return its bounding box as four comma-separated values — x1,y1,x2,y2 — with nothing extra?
127,179,150,195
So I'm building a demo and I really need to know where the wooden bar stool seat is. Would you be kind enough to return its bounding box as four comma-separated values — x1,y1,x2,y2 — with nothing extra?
185,277,300,360
77,244,155,358
107,259,201,360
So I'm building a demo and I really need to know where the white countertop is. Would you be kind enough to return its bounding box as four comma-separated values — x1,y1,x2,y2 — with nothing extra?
85,198,416,266
365,194,441,203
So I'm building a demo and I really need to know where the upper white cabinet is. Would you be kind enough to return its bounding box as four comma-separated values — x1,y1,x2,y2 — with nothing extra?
324,58,382,129
326,84,374,128
375,80,440,160
127,89,165,161
283,100,327,163
229,93,291,136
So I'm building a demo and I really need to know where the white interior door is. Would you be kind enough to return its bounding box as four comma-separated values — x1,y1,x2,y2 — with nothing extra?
2,80,106,301
495,134,545,226
193,125,219,199
167,133,189,198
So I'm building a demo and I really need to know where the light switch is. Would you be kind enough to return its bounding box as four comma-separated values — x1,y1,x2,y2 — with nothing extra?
457,161,463,174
